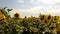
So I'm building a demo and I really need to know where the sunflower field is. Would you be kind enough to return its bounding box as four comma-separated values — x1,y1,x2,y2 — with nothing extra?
0,7,60,34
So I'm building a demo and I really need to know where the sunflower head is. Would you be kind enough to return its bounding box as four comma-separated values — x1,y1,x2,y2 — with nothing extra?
54,16,58,20
0,11,6,20
45,14,52,20
14,12,20,18
44,14,52,24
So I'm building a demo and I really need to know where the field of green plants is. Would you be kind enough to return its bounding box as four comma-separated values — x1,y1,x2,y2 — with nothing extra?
0,7,60,34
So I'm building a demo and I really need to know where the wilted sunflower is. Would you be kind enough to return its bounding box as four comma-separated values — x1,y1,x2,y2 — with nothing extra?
14,12,20,18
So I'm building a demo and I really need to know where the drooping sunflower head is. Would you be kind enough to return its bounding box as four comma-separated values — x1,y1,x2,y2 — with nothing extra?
14,12,20,18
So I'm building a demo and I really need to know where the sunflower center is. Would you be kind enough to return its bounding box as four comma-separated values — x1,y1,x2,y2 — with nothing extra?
14,13,19,18
48,16,51,20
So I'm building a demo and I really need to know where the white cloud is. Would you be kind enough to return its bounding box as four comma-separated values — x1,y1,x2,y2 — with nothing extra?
41,0,60,4
17,0,24,3
25,6,45,13
9,6,45,17
30,0,41,4
10,5,60,17
30,0,60,4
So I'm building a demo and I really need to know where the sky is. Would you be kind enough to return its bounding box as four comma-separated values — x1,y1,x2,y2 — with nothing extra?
0,0,60,17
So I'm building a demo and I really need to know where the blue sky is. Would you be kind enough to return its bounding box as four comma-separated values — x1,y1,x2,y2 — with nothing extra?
0,0,36,9
0,0,60,17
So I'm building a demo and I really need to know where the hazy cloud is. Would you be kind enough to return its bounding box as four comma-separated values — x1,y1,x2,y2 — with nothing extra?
17,0,24,3
30,0,60,4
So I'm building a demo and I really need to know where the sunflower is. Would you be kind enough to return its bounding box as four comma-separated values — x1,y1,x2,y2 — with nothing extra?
36,18,41,23
57,16,60,24
14,12,20,18
0,12,6,20
45,14,52,24
53,16,59,25
23,16,28,22
47,15,51,20
45,14,52,20
54,16,58,20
